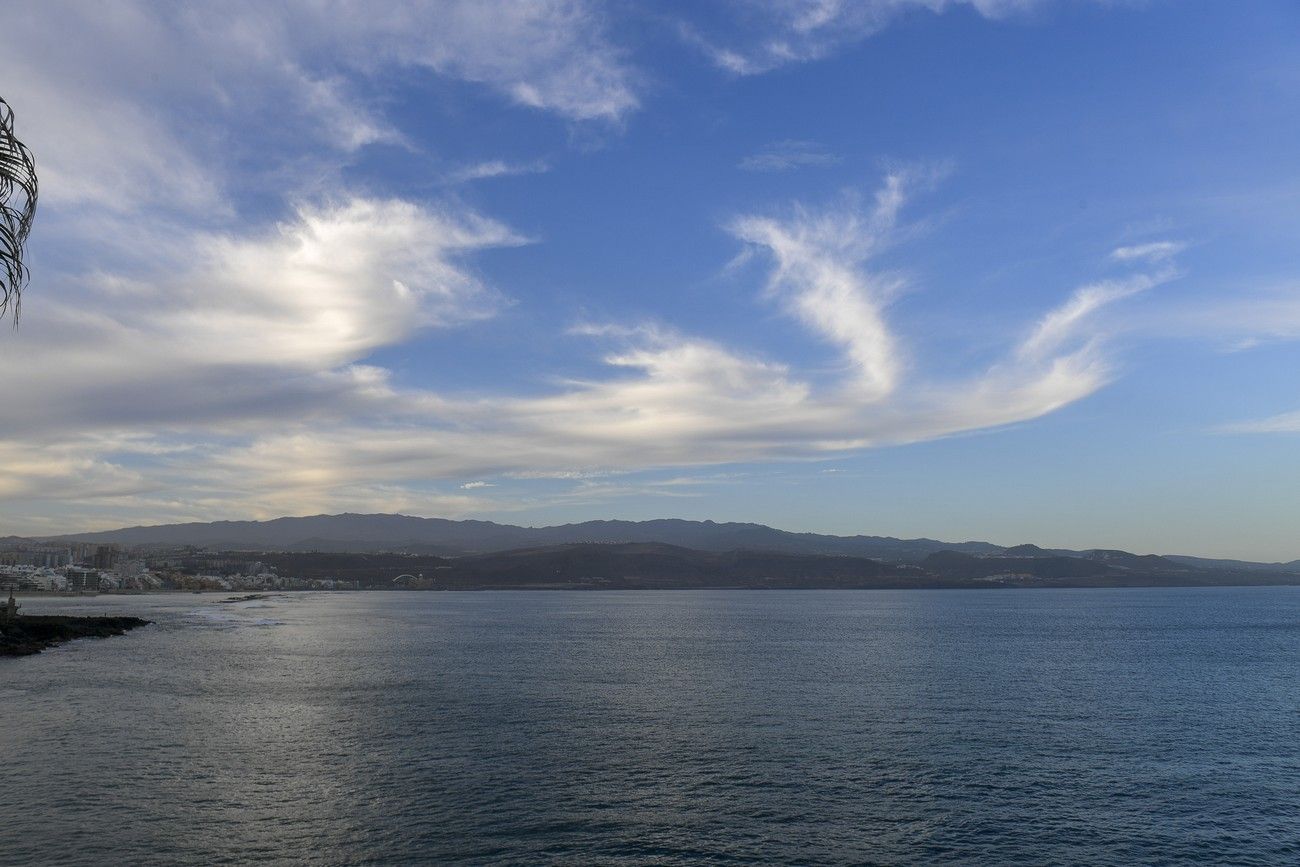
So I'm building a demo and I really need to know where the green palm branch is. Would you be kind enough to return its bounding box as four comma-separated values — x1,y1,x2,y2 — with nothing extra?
0,96,38,323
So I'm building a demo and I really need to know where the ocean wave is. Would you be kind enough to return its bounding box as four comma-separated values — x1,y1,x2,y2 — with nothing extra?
184,609,283,628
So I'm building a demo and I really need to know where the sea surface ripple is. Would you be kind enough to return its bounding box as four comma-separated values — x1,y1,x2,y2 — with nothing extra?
2,588,1298,865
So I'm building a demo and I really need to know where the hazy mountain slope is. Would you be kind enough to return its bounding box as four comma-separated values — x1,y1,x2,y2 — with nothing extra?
39,513,1296,572
51,513,1002,561
1164,554,1300,573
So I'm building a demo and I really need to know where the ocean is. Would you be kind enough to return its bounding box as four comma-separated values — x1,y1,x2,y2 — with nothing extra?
2,588,1298,865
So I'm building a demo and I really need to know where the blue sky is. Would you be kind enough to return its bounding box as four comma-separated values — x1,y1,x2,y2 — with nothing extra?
1,1,1298,559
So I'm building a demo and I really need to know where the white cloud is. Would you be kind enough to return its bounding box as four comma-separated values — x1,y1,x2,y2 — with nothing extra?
730,176,912,400
444,159,552,184
682,0,1059,76
739,140,841,172
0,197,524,439
1130,282,1300,348
1219,411,1300,434
0,0,635,220
1018,272,1166,362
359,1,639,121
1111,241,1186,263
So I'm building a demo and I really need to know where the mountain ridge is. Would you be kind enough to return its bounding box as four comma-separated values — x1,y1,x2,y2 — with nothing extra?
42,512,1000,560
27,511,1298,570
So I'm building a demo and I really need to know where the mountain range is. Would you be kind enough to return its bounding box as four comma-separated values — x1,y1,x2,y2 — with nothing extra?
50,513,1001,561
38,512,1300,574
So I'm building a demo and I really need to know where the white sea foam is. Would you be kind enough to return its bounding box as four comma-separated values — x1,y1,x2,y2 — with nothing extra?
184,608,283,628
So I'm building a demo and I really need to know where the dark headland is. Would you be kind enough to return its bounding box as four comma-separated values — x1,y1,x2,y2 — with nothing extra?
0,614,151,657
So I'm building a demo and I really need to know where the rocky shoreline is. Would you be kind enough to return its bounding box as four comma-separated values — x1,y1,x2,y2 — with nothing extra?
0,615,152,657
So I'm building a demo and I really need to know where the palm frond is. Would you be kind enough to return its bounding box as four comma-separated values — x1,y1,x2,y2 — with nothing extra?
0,96,38,323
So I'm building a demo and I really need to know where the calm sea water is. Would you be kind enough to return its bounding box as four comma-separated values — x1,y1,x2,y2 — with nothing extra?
2,589,1298,865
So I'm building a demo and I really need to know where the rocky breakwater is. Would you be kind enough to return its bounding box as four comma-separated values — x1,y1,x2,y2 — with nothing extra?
0,614,152,657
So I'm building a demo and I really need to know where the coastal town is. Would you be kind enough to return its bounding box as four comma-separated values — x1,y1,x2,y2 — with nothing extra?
0,540,358,593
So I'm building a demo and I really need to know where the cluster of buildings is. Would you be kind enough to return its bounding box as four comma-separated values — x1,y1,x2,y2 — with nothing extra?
0,543,136,591
0,541,357,593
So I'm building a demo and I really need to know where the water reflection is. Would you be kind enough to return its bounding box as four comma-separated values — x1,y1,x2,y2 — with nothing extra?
2,589,1298,864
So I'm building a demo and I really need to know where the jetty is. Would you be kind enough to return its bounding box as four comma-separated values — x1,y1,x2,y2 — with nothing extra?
0,590,150,657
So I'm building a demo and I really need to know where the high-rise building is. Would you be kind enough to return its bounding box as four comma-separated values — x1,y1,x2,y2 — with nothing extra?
92,545,119,570
66,567,98,593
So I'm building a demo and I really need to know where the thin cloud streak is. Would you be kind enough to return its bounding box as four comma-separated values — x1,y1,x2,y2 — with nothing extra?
1018,271,1169,362
681,0,1062,76
1219,411,1300,434
445,159,552,184
1111,241,1186,263
739,141,841,172
0,0,635,222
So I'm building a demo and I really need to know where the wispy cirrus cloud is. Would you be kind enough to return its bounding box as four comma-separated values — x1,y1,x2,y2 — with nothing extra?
739,140,841,172
1218,411,1300,434
729,173,917,400
444,159,552,185
1111,241,1186,263
1127,280,1300,350
317,1,639,122
1018,272,1168,362
1192,281,1300,434
681,0,1059,76
0,0,635,221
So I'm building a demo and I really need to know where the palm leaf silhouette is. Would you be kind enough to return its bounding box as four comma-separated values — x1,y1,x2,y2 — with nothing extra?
0,96,38,323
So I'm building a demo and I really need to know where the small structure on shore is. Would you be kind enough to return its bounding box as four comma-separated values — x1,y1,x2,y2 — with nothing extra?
2,588,19,620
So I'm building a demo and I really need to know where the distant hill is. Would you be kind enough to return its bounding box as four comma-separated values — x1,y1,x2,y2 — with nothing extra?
48,513,1002,562
921,550,1187,581
998,543,1054,557
27,513,1297,578
1164,554,1300,574
1078,549,1185,572
924,550,1103,580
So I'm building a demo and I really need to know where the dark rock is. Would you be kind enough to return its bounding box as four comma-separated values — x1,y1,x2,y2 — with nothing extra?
0,615,151,657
